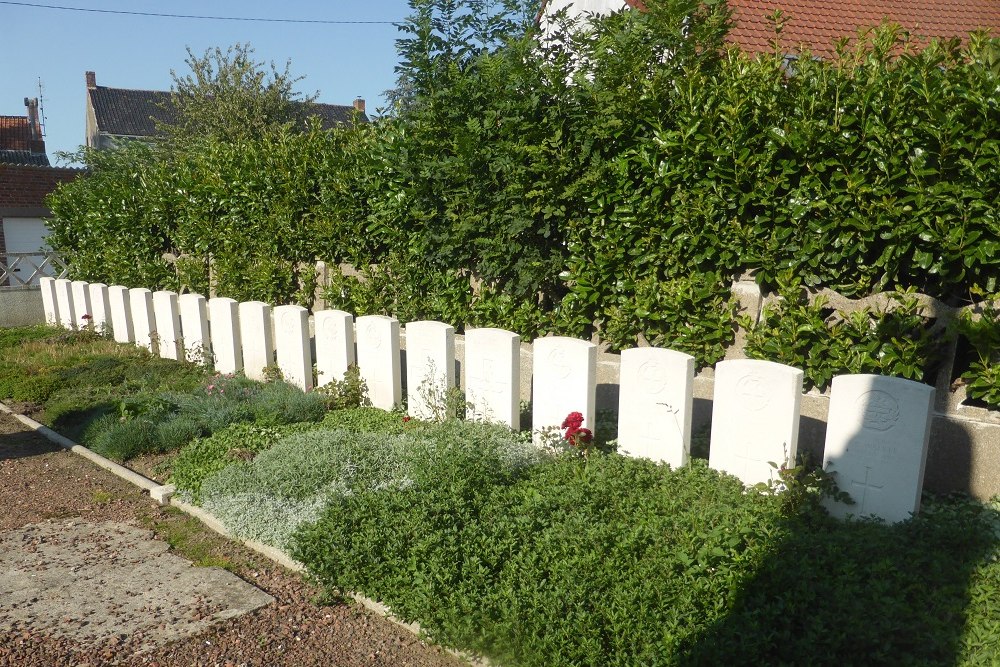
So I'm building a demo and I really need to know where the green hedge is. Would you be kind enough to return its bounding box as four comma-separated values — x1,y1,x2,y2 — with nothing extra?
45,4,1000,368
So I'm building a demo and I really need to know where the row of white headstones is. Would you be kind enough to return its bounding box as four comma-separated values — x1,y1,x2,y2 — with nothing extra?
39,277,935,524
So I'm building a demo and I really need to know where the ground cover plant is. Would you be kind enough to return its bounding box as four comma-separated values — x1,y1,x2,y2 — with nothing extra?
191,419,539,551
0,326,327,460
291,450,1000,666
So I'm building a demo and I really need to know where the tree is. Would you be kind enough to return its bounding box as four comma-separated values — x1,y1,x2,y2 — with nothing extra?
160,43,317,144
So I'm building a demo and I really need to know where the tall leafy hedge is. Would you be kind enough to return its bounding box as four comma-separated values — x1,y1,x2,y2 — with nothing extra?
46,1,1000,366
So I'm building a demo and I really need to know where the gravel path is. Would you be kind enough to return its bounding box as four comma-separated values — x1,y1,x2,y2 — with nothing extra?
0,412,469,667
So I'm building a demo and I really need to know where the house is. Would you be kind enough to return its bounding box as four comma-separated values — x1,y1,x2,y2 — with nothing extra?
0,98,78,285
538,0,1000,57
0,97,49,167
84,71,369,149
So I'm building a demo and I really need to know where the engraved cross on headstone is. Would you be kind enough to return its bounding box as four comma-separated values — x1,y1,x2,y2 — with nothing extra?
851,466,884,514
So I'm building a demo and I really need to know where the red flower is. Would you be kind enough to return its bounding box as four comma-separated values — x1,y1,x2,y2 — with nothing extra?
561,411,584,430
403,416,412,423
576,428,593,444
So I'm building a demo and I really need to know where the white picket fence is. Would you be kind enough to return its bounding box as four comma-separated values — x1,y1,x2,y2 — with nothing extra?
39,277,934,524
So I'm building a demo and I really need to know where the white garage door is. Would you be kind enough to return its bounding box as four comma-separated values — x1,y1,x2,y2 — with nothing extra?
3,217,55,286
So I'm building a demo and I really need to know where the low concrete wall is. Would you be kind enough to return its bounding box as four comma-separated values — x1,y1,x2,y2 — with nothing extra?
0,287,44,327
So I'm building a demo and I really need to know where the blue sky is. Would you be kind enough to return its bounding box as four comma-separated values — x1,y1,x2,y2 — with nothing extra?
3,1,415,163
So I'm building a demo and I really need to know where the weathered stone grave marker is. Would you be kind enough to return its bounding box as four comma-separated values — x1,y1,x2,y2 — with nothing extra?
178,293,211,364
532,336,597,444
39,277,59,326
274,305,313,391
88,283,112,334
129,288,156,352
153,291,182,360
238,301,274,381
709,359,803,486
54,278,75,330
465,328,521,429
405,320,455,420
314,309,355,387
107,286,134,343
618,347,694,468
71,281,92,330
356,315,401,411
208,297,242,374
823,374,935,523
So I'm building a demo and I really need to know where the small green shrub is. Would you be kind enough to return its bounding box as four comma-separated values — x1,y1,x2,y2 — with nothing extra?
170,422,312,502
954,300,1000,407
314,364,371,410
87,417,159,460
293,451,1000,667
0,365,60,403
319,406,408,434
744,290,941,391
248,380,327,425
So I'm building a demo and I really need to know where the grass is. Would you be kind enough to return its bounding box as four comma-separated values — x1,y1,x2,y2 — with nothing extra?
137,505,244,572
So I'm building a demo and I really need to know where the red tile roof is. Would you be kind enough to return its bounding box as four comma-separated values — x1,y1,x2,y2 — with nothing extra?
0,116,32,152
541,0,1000,58
726,1,1000,58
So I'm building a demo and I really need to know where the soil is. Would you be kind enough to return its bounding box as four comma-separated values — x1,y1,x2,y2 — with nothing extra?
0,411,469,667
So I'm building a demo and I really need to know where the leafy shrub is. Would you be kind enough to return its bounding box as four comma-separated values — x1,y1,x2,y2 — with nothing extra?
247,380,326,425
953,300,1000,407
85,417,159,460
314,364,371,410
0,364,60,403
743,290,942,391
318,406,408,434
169,422,318,502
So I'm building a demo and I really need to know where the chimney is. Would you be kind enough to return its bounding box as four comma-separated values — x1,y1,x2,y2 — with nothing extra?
86,71,96,89
353,97,366,114
24,97,45,154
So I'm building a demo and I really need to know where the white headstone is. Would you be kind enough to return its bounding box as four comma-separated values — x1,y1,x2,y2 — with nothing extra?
179,293,211,365
71,280,92,330
822,374,935,523
153,291,182,360
54,278,76,330
355,315,401,411
532,337,597,443
315,309,355,387
87,283,112,334
405,320,456,420
238,301,274,381
618,347,694,468
709,359,804,486
107,286,134,343
129,288,156,353
39,277,59,326
274,305,313,391
208,297,242,374
464,328,520,429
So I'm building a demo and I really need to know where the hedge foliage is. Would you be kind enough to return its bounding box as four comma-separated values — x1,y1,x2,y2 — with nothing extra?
46,1,1000,367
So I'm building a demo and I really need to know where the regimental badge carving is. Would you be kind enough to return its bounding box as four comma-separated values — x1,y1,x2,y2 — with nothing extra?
549,348,572,379
322,316,340,338
366,323,382,349
857,390,900,432
735,373,770,411
281,311,298,334
638,360,667,394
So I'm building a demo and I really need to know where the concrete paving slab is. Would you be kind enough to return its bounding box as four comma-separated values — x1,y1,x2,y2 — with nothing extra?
0,519,274,653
